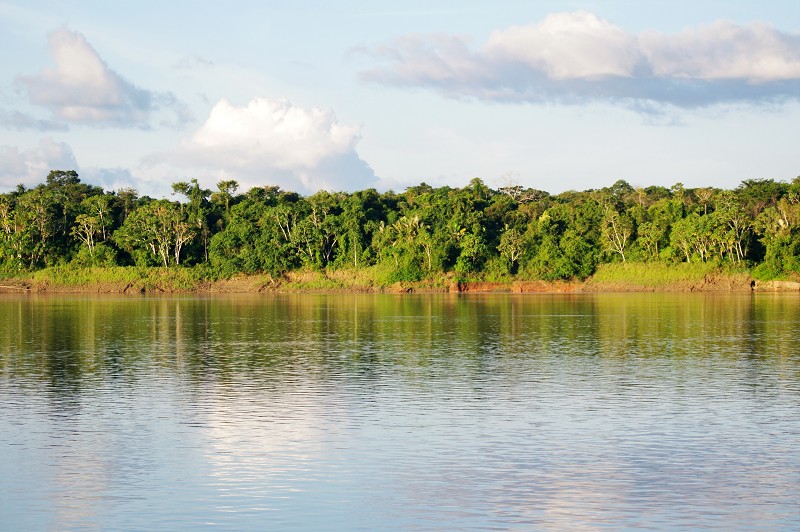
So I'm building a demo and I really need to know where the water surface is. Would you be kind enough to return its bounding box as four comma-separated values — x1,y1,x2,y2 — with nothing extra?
1,293,798,530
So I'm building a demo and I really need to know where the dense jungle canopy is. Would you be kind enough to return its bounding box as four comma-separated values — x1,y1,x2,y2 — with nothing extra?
1,170,799,281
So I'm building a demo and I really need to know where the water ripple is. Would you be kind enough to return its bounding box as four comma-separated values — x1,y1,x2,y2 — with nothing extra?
0,293,798,530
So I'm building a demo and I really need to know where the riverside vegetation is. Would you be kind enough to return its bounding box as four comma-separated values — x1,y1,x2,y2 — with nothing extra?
1,170,798,292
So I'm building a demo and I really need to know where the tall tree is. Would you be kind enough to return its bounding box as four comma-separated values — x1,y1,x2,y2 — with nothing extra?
600,205,633,262
115,200,194,266
172,179,211,262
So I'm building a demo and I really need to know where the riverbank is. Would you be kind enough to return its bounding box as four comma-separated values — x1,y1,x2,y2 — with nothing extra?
2,263,798,294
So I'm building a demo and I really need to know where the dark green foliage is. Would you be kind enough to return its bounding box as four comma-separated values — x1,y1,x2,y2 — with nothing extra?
2,170,798,281
71,242,118,268
525,228,597,281
208,187,298,277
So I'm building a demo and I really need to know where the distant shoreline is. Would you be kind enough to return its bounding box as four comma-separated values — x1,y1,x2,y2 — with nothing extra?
2,264,798,294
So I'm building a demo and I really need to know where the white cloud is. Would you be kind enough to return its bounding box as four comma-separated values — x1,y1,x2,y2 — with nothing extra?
0,138,78,188
486,12,643,80
153,97,378,193
358,34,485,86
16,28,189,128
358,12,800,109
640,20,800,81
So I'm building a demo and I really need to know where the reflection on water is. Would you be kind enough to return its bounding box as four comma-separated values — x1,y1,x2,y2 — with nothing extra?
1,293,799,530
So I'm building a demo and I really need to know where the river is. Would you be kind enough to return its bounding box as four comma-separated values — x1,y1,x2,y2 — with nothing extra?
1,293,798,530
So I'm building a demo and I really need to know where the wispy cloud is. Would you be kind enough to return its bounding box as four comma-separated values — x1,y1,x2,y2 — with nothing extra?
357,12,800,111
149,97,377,193
15,27,190,129
79,166,142,193
0,138,77,187
0,110,69,132
174,55,215,71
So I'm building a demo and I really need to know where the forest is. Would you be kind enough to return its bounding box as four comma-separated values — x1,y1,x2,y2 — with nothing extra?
1,170,799,283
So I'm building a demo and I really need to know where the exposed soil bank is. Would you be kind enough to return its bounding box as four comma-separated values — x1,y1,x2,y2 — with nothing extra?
455,276,797,293
2,269,798,294
752,280,800,292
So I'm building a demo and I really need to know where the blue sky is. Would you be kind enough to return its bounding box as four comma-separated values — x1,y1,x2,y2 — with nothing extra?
1,0,798,197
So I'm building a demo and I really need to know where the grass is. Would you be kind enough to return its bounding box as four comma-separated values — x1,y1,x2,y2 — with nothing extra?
28,265,215,292
281,266,409,292
13,265,428,293
588,261,748,288
5,261,764,294
275,267,462,293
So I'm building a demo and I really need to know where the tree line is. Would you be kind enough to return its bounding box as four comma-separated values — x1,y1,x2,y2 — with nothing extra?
1,170,798,281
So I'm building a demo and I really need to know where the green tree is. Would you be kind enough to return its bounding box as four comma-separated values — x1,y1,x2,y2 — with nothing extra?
44,170,104,258
335,189,384,269
15,187,56,268
637,221,661,261
753,180,800,276
71,214,102,257
455,229,488,274
115,200,194,266
115,187,139,220
713,191,751,263
600,205,633,262
172,179,211,262
376,214,427,281
525,208,598,280
0,194,25,272
670,214,697,262
497,225,526,273
209,186,302,277
212,179,239,222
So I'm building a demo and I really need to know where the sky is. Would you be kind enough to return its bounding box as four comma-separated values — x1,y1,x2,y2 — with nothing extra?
0,0,798,197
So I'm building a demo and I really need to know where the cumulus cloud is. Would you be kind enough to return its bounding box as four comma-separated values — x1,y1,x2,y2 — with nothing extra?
487,12,643,80
152,97,378,193
16,28,189,128
357,11,800,110
0,138,78,188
